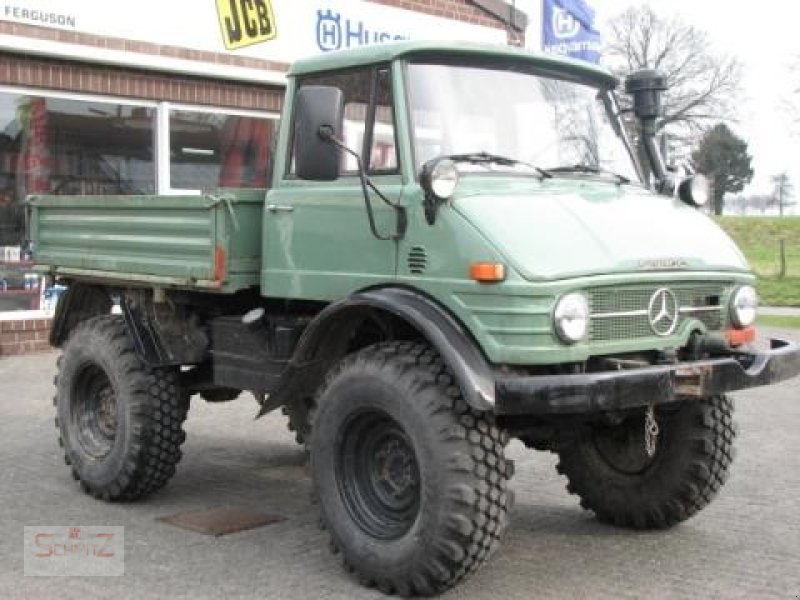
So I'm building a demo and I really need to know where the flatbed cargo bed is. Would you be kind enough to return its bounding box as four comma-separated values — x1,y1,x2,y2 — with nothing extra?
28,189,264,293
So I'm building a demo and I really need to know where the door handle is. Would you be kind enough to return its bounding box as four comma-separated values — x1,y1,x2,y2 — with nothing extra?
267,204,295,213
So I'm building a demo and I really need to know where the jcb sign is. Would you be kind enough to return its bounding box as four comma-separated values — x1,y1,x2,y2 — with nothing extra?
216,0,277,50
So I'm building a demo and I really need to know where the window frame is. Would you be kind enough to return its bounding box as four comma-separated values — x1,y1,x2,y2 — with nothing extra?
164,102,279,194
286,63,401,180
0,85,280,197
0,85,159,198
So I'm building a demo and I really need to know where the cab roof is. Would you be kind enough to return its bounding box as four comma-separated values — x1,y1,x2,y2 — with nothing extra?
289,40,618,89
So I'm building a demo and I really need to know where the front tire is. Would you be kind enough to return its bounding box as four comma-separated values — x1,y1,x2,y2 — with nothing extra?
555,395,736,529
55,316,189,501
311,342,513,596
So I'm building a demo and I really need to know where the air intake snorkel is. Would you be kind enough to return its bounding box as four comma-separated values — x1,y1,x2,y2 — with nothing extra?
624,69,670,191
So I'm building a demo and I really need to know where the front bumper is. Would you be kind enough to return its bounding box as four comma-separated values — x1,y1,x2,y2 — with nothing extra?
495,338,800,416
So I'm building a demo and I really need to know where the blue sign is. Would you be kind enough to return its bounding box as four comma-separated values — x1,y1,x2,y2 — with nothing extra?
542,0,601,63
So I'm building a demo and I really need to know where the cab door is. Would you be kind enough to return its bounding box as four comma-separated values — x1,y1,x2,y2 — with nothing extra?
262,66,402,301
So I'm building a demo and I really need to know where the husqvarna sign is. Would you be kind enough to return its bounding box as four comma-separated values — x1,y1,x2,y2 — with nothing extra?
315,8,408,52
542,0,601,63
551,7,581,39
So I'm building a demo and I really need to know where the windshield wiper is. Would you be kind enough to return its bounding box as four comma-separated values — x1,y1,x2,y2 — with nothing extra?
446,152,552,179
547,164,631,184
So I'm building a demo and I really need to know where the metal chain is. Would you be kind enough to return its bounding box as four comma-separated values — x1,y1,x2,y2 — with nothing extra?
644,405,659,457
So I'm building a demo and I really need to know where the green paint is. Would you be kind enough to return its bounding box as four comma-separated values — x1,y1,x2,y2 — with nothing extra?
30,190,263,293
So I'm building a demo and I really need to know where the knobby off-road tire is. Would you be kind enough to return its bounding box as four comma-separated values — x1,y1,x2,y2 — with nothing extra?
311,341,513,596
55,316,189,501
555,395,736,529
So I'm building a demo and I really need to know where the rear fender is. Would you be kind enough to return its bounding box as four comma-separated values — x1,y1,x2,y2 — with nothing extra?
50,283,113,347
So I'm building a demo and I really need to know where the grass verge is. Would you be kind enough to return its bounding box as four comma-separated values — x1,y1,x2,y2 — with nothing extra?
717,217,800,306
756,315,800,329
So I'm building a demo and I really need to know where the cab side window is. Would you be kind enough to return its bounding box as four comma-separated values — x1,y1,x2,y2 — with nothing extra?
291,66,398,175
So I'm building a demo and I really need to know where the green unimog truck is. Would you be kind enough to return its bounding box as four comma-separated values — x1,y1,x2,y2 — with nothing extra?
29,41,800,596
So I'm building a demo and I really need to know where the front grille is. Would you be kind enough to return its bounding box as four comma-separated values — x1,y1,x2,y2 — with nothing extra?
589,284,725,342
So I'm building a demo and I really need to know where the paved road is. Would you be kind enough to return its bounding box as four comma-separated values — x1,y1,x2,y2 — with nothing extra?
1,328,799,599
761,306,800,317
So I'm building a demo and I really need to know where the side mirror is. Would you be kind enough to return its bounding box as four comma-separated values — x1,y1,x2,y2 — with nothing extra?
293,85,344,181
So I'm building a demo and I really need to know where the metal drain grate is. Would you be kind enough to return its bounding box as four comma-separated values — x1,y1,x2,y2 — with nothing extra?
158,507,285,536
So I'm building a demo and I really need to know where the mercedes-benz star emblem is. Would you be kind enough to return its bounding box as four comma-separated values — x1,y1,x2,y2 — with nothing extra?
647,288,679,336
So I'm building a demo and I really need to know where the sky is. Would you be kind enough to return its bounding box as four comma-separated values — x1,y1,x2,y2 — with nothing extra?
520,0,799,211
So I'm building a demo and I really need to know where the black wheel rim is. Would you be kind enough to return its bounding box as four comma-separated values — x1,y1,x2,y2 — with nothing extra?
592,411,658,475
71,363,118,459
336,410,421,540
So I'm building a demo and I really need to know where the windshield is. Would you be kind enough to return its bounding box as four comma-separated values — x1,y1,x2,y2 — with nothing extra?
407,63,640,183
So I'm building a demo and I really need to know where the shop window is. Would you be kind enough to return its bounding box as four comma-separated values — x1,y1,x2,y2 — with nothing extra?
169,111,276,190
0,93,156,247
0,92,155,312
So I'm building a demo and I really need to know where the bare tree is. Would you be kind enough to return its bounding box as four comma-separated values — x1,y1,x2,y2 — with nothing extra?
604,6,743,146
785,55,800,136
771,172,795,216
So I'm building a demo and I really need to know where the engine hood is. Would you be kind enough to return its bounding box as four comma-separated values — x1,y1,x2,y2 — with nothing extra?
451,179,749,281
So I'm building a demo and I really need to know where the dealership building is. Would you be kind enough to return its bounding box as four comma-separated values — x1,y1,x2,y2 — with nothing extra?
0,0,525,353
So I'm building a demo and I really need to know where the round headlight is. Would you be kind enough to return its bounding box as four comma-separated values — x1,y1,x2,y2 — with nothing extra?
554,293,589,344
730,285,758,328
678,174,709,207
428,159,459,200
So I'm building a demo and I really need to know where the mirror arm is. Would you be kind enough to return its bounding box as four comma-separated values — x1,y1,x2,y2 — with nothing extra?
319,127,406,242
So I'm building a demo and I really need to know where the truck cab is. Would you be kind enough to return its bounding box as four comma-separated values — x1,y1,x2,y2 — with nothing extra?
269,42,751,369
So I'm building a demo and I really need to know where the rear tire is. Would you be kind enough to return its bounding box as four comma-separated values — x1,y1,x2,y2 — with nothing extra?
555,395,736,529
311,342,513,596
55,316,188,501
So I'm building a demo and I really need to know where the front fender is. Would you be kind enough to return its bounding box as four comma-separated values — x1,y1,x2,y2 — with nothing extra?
268,287,495,413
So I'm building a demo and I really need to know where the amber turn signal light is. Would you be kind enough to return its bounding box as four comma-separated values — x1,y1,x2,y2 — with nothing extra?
727,326,756,347
469,262,505,283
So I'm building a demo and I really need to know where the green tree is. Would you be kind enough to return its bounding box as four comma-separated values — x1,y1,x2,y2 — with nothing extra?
691,123,753,215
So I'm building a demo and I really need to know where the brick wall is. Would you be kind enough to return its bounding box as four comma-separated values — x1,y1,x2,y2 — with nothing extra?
0,52,284,112
0,318,52,356
0,20,289,75
368,0,505,29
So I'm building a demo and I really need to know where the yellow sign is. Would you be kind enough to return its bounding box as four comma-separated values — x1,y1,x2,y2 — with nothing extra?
216,0,277,50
